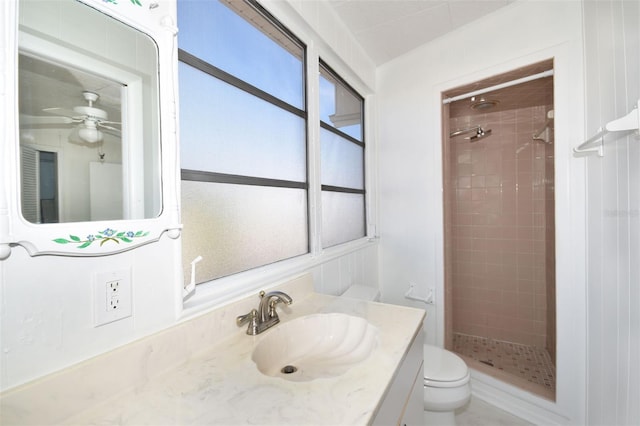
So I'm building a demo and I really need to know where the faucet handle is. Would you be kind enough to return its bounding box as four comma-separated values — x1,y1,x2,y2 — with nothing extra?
236,308,259,335
236,308,257,325
268,295,291,318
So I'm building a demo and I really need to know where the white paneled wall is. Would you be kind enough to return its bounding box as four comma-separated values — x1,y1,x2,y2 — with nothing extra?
312,244,378,296
583,1,640,425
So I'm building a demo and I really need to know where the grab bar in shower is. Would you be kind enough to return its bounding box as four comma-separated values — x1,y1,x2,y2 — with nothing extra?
574,99,639,157
533,110,554,143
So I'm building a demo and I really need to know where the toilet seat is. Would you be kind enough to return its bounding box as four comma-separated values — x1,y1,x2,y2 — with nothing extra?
423,344,470,388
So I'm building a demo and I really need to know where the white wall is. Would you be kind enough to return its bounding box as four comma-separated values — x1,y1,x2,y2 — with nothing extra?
582,1,640,425
376,0,586,423
0,0,376,393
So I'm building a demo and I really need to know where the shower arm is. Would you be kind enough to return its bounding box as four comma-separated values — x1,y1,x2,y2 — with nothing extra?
449,126,482,138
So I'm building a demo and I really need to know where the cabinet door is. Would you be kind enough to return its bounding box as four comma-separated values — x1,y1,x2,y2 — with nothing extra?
372,332,424,425
398,361,424,426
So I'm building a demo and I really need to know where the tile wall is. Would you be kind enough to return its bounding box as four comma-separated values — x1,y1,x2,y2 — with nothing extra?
544,134,556,361
448,103,555,349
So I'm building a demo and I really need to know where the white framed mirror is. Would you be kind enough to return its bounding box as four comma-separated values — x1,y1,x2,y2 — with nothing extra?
1,0,181,259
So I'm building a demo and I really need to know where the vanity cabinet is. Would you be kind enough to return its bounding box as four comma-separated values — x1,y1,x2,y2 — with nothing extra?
373,331,424,426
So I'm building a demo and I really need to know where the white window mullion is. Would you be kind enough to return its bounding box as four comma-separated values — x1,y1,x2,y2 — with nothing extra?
364,93,378,240
306,43,323,257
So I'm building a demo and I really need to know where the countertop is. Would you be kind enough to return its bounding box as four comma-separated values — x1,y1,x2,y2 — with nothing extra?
0,274,425,425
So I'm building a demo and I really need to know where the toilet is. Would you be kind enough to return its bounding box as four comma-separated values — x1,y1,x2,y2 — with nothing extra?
342,285,471,425
422,344,471,425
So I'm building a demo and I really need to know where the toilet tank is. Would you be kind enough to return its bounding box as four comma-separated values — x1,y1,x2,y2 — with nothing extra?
341,285,380,301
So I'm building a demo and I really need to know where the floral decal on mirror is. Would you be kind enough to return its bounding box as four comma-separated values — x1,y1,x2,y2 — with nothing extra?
53,228,150,249
102,0,143,6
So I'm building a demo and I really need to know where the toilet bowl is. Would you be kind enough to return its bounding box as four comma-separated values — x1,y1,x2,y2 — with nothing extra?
342,285,471,425
422,344,471,425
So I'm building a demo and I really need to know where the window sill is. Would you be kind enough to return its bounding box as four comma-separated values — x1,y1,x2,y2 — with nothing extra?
179,236,379,321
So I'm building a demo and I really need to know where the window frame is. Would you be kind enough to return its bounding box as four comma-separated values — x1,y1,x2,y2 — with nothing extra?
178,0,376,316
318,60,367,248
178,0,310,283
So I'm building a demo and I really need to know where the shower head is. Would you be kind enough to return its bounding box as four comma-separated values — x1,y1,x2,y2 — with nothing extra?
449,125,493,142
470,97,499,111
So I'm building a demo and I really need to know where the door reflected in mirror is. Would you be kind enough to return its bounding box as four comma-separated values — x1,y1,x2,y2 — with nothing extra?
18,0,162,223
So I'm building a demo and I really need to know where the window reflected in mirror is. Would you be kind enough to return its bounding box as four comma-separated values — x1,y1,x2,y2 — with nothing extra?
18,0,162,224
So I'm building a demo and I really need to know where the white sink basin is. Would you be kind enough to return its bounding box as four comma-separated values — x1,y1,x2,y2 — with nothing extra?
251,313,378,381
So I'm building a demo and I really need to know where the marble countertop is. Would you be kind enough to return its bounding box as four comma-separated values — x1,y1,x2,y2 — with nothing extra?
1,275,425,425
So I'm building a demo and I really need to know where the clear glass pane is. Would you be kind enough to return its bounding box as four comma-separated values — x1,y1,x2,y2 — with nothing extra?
320,65,362,141
322,192,365,248
179,62,307,182
320,128,364,189
182,181,308,282
178,0,304,109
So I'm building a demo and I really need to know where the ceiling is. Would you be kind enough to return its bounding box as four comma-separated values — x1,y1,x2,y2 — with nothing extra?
326,0,515,65
19,54,121,127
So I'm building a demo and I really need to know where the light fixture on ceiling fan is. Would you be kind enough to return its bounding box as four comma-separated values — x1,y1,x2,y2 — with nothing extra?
78,118,103,143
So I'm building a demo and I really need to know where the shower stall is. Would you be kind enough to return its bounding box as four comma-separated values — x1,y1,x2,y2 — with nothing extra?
442,60,556,400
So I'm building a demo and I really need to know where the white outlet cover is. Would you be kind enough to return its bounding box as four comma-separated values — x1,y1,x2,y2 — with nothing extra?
94,269,132,327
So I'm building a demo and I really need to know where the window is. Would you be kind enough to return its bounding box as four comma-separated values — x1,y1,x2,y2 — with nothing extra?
178,0,368,287
319,62,366,247
178,0,308,282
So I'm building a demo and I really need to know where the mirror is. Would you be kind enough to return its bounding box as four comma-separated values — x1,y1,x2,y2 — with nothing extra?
18,0,162,224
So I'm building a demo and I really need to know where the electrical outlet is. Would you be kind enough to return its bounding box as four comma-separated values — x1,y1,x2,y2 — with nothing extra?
107,280,121,310
94,270,132,326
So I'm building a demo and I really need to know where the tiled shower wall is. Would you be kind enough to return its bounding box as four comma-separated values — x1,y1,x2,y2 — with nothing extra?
448,105,555,350
544,135,556,361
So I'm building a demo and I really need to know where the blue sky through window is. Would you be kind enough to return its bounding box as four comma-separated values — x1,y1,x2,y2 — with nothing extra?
178,0,304,109
319,73,362,141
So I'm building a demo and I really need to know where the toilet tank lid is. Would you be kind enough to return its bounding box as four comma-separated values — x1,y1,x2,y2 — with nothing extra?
423,344,469,382
341,285,380,301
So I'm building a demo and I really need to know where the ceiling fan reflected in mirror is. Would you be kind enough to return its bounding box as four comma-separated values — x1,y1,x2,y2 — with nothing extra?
43,91,121,143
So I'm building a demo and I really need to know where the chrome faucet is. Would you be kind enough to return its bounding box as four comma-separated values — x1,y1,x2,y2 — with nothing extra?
236,290,293,335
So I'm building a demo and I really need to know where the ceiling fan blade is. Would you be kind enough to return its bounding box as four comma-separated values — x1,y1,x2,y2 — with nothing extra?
99,120,121,126
42,107,83,120
20,114,74,125
98,123,121,132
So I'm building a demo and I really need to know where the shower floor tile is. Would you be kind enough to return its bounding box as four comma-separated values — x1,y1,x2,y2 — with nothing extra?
453,333,556,392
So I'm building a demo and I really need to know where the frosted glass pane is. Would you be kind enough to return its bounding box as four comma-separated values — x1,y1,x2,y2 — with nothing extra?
179,63,306,182
322,192,365,248
321,128,364,189
182,181,308,282
178,0,304,109
319,67,362,141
